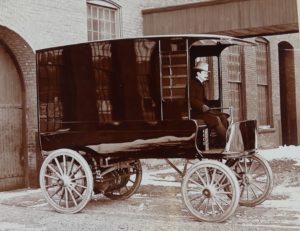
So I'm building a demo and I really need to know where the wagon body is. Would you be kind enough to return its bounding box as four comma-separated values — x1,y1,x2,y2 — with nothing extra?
37,34,251,158
37,35,273,221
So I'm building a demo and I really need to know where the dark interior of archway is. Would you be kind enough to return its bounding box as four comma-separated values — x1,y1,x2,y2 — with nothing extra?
278,41,298,145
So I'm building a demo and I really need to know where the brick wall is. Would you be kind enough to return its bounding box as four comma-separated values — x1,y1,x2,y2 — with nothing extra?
0,0,144,51
221,33,300,148
0,0,144,188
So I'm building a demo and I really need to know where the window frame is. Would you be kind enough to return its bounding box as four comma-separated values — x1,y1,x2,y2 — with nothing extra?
87,0,122,41
227,45,246,122
255,37,273,129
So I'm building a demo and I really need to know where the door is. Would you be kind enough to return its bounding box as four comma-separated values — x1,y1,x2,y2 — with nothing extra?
278,42,298,145
0,43,25,191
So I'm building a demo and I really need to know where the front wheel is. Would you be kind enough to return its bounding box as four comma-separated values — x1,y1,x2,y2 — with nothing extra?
181,160,240,222
227,154,273,206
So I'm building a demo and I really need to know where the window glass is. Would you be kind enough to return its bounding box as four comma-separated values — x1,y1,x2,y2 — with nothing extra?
256,37,271,128
227,46,245,122
87,1,120,40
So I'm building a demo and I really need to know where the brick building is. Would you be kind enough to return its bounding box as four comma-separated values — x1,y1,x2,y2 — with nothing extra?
0,0,299,190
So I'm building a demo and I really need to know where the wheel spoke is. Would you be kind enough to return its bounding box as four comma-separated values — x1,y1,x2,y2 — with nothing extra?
71,175,87,181
249,163,261,174
45,174,59,181
210,168,217,185
211,200,215,215
65,188,69,209
195,196,207,211
204,198,209,214
237,161,244,172
67,187,78,206
195,170,207,187
58,188,65,205
216,196,230,205
190,194,203,202
63,155,67,175
50,186,63,198
248,159,255,174
70,186,84,199
54,157,64,176
249,184,259,199
188,178,204,188
217,191,233,196
72,182,87,189
47,164,62,179
46,183,58,189
67,158,75,176
218,182,232,190
70,165,82,178
213,197,225,213
204,167,209,184
250,181,265,192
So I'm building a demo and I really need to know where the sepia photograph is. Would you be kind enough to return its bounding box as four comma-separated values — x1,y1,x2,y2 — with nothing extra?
0,0,300,230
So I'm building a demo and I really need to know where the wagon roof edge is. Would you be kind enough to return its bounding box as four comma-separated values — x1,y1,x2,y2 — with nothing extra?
36,34,254,52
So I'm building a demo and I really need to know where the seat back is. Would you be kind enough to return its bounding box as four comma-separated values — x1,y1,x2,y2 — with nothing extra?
224,120,257,153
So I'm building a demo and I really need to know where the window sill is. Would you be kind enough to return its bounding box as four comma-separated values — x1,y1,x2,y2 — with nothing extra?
258,127,276,134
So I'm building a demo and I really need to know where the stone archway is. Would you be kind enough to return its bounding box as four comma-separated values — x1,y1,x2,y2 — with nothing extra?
0,25,39,189
278,41,298,145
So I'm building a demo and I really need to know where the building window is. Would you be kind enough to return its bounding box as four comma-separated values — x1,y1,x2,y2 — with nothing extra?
256,37,272,128
87,1,120,41
227,46,245,122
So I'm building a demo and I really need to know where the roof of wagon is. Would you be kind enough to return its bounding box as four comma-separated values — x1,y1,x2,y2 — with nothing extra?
36,34,254,52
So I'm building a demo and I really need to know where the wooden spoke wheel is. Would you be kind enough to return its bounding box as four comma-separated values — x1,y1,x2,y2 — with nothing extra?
104,159,142,200
227,154,273,206
181,160,240,222
39,149,93,213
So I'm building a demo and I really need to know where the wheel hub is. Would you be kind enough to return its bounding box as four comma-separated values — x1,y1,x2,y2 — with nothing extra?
202,186,216,198
242,173,252,185
58,175,72,187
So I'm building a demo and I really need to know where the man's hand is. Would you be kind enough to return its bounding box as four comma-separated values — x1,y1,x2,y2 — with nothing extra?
202,105,210,112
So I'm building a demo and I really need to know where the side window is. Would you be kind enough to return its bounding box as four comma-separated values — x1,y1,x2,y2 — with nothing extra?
87,0,121,40
255,37,272,128
227,46,245,122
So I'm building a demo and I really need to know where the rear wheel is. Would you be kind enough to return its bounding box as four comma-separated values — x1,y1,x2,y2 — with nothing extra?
104,159,142,200
39,149,93,213
181,160,240,222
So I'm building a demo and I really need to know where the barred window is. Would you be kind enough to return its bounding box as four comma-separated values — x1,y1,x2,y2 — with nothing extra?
256,37,272,128
87,1,120,41
227,46,245,122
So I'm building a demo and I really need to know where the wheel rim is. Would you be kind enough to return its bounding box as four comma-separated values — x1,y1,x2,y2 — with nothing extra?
182,160,240,222
40,149,93,213
229,154,273,206
104,159,142,200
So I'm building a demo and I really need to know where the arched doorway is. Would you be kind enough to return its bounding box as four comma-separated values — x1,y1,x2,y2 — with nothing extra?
278,42,298,145
0,43,25,190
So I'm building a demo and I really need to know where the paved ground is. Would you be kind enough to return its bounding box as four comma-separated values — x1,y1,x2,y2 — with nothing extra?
0,158,300,231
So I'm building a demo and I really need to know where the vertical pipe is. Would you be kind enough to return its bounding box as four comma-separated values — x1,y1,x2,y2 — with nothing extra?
186,39,191,119
218,53,223,110
158,39,164,120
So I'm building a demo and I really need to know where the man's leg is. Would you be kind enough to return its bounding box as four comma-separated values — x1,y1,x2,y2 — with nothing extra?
214,117,227,144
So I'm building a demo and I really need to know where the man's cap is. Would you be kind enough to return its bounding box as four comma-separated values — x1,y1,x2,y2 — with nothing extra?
194,61,210,72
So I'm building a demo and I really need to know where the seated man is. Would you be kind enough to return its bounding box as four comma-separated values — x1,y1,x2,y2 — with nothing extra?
190,61,229,144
